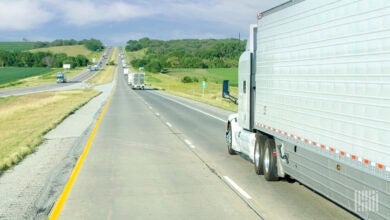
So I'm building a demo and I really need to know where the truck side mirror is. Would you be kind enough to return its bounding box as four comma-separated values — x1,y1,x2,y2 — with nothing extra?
223,80,230,98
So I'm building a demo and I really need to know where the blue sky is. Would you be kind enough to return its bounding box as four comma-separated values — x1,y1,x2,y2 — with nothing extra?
0,0,287,45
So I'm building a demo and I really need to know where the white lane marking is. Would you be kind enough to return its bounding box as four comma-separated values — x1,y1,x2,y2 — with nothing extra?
151,92,225,122
156,112,160,116
184,139,196,149
223,176,252,200
166,122,172,128
149,106,153,110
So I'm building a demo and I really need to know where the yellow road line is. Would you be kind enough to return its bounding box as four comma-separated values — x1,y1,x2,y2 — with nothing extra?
49,87,116,219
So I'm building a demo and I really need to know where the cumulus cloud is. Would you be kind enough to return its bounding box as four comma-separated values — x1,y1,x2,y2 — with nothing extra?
55,0,156,26
0,0,53,31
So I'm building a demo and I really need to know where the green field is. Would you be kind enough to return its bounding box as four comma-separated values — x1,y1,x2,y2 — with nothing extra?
0,67,53,86
167,68,238,86
0,42,36,51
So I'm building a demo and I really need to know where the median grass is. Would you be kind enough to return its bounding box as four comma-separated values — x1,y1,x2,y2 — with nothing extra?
109,47,118,63
87,65,116,85
0,89,100,172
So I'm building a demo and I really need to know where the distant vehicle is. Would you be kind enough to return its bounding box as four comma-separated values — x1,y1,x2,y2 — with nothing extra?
93,65,99,71
130,72,145,90
56,72,66,83
225,1,389,220
123,68,129,75
87,65,92,71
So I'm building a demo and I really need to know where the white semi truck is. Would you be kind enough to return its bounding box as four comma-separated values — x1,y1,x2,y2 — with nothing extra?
225,1,389,219
129,72,145,90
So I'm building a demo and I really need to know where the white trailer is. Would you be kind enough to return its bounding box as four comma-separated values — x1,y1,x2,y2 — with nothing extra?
127,72,134,85
130,72,145,90
226,1,390,219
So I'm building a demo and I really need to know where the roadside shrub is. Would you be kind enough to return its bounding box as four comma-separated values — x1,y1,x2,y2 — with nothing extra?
181,76,193,83
192,77,199,82
202,76,208,82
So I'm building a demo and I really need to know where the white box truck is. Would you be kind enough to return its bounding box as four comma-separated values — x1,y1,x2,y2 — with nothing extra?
225,1,390,219
130,72,145,90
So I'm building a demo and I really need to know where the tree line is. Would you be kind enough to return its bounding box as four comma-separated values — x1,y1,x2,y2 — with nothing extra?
33,38,104,51
0,51,89,68
126,38,246,73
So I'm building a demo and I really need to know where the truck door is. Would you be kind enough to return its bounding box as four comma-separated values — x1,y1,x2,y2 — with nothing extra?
238,25,257,131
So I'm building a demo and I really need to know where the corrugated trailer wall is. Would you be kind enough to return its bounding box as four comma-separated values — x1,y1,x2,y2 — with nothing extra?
255,0,390,172
254,1,390,218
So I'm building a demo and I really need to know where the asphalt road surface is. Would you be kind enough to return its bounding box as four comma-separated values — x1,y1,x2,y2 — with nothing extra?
57,70,358,219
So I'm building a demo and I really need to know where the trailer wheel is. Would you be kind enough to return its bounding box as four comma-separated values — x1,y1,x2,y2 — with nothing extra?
226,123,236,155
263,138,279,181
254,133,264,175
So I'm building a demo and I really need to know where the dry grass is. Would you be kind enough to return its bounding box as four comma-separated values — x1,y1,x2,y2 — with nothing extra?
86,65,116,85
0,89,100,172
109,47,118,63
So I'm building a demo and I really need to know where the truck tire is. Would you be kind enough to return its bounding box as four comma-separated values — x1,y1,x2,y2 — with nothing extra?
254,133,264,175
226,123,236,155
263,138,279,181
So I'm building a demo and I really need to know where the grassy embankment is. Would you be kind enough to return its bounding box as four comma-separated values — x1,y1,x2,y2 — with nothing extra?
126,50,238,112
86,47,118,85
0,89,100,172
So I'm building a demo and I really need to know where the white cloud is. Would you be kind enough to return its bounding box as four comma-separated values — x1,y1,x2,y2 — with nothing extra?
149,0,288,27
55,0,156,26
0,0,53,31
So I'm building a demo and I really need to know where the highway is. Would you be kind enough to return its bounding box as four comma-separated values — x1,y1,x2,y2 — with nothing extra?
57,66,358,219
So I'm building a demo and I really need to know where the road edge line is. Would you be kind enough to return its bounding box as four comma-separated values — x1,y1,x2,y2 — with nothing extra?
49,86,116,220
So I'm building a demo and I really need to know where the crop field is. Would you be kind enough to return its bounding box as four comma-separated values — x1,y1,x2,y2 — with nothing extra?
0,67,53,86
0,42,36,51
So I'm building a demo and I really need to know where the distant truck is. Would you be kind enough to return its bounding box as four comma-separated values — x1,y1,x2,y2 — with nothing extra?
56,72,66,83
129,72,145,90
225,1,389,220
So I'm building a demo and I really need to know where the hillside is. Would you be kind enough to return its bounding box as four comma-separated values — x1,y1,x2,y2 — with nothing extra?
126,38,246,73
30,45,91,57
